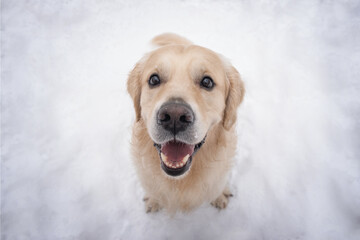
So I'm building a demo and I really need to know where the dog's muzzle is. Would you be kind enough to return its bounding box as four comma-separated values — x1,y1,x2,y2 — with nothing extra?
153,99,206,177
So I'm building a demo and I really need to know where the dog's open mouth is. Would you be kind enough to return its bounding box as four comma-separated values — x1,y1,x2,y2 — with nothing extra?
154,137,206,177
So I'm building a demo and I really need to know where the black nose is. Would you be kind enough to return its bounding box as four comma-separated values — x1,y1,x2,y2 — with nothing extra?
157,102,194,135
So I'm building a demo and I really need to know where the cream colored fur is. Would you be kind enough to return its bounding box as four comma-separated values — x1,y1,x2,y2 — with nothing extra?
127,33,244,214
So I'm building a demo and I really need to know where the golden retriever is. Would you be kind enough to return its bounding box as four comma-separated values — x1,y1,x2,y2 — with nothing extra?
127,33,245,213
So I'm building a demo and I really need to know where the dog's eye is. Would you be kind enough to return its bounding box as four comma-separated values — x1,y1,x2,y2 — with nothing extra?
148,74,161,87
200,77,214,90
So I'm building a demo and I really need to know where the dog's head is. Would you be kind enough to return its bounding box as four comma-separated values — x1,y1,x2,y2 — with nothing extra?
127,33,244,177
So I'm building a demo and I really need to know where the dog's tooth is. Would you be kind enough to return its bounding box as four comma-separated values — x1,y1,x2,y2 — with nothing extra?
161,153,171,167
182,154,189,164
161,152,189,169
161,152,167,162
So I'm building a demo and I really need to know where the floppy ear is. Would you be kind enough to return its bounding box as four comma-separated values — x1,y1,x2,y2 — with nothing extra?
127,63,143,122
223,65,245,130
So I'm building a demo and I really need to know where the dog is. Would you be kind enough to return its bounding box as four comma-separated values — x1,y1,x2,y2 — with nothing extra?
127,33,245,213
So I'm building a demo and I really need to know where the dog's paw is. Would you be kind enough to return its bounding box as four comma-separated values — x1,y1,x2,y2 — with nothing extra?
143,197,162,213
211,189,233,210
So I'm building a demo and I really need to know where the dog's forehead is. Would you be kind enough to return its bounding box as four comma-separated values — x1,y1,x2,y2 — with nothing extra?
145,45,224,72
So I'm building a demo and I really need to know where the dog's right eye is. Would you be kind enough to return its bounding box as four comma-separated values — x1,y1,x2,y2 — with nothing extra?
148,74,161,87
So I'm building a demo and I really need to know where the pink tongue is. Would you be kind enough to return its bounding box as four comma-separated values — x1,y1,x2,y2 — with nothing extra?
161,141,195,163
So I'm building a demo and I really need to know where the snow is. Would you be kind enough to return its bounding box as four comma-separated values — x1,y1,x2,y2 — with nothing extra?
1,0,360,239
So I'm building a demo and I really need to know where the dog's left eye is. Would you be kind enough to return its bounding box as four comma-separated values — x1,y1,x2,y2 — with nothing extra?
148,74,161,87
200,77,214,90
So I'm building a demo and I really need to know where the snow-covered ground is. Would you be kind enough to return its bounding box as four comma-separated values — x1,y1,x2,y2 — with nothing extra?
2,0,360,239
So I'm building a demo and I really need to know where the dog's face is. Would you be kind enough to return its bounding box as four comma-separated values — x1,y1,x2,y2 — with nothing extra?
128,44,244,177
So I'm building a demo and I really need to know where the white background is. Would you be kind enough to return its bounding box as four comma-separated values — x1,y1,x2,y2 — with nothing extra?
2,0,360,239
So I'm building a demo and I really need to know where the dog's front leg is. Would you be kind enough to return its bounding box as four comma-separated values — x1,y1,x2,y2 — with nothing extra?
211,187,233,210
143,196,162,213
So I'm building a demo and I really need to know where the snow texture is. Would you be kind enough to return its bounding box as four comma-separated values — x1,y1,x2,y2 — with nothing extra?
1,0,360,239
